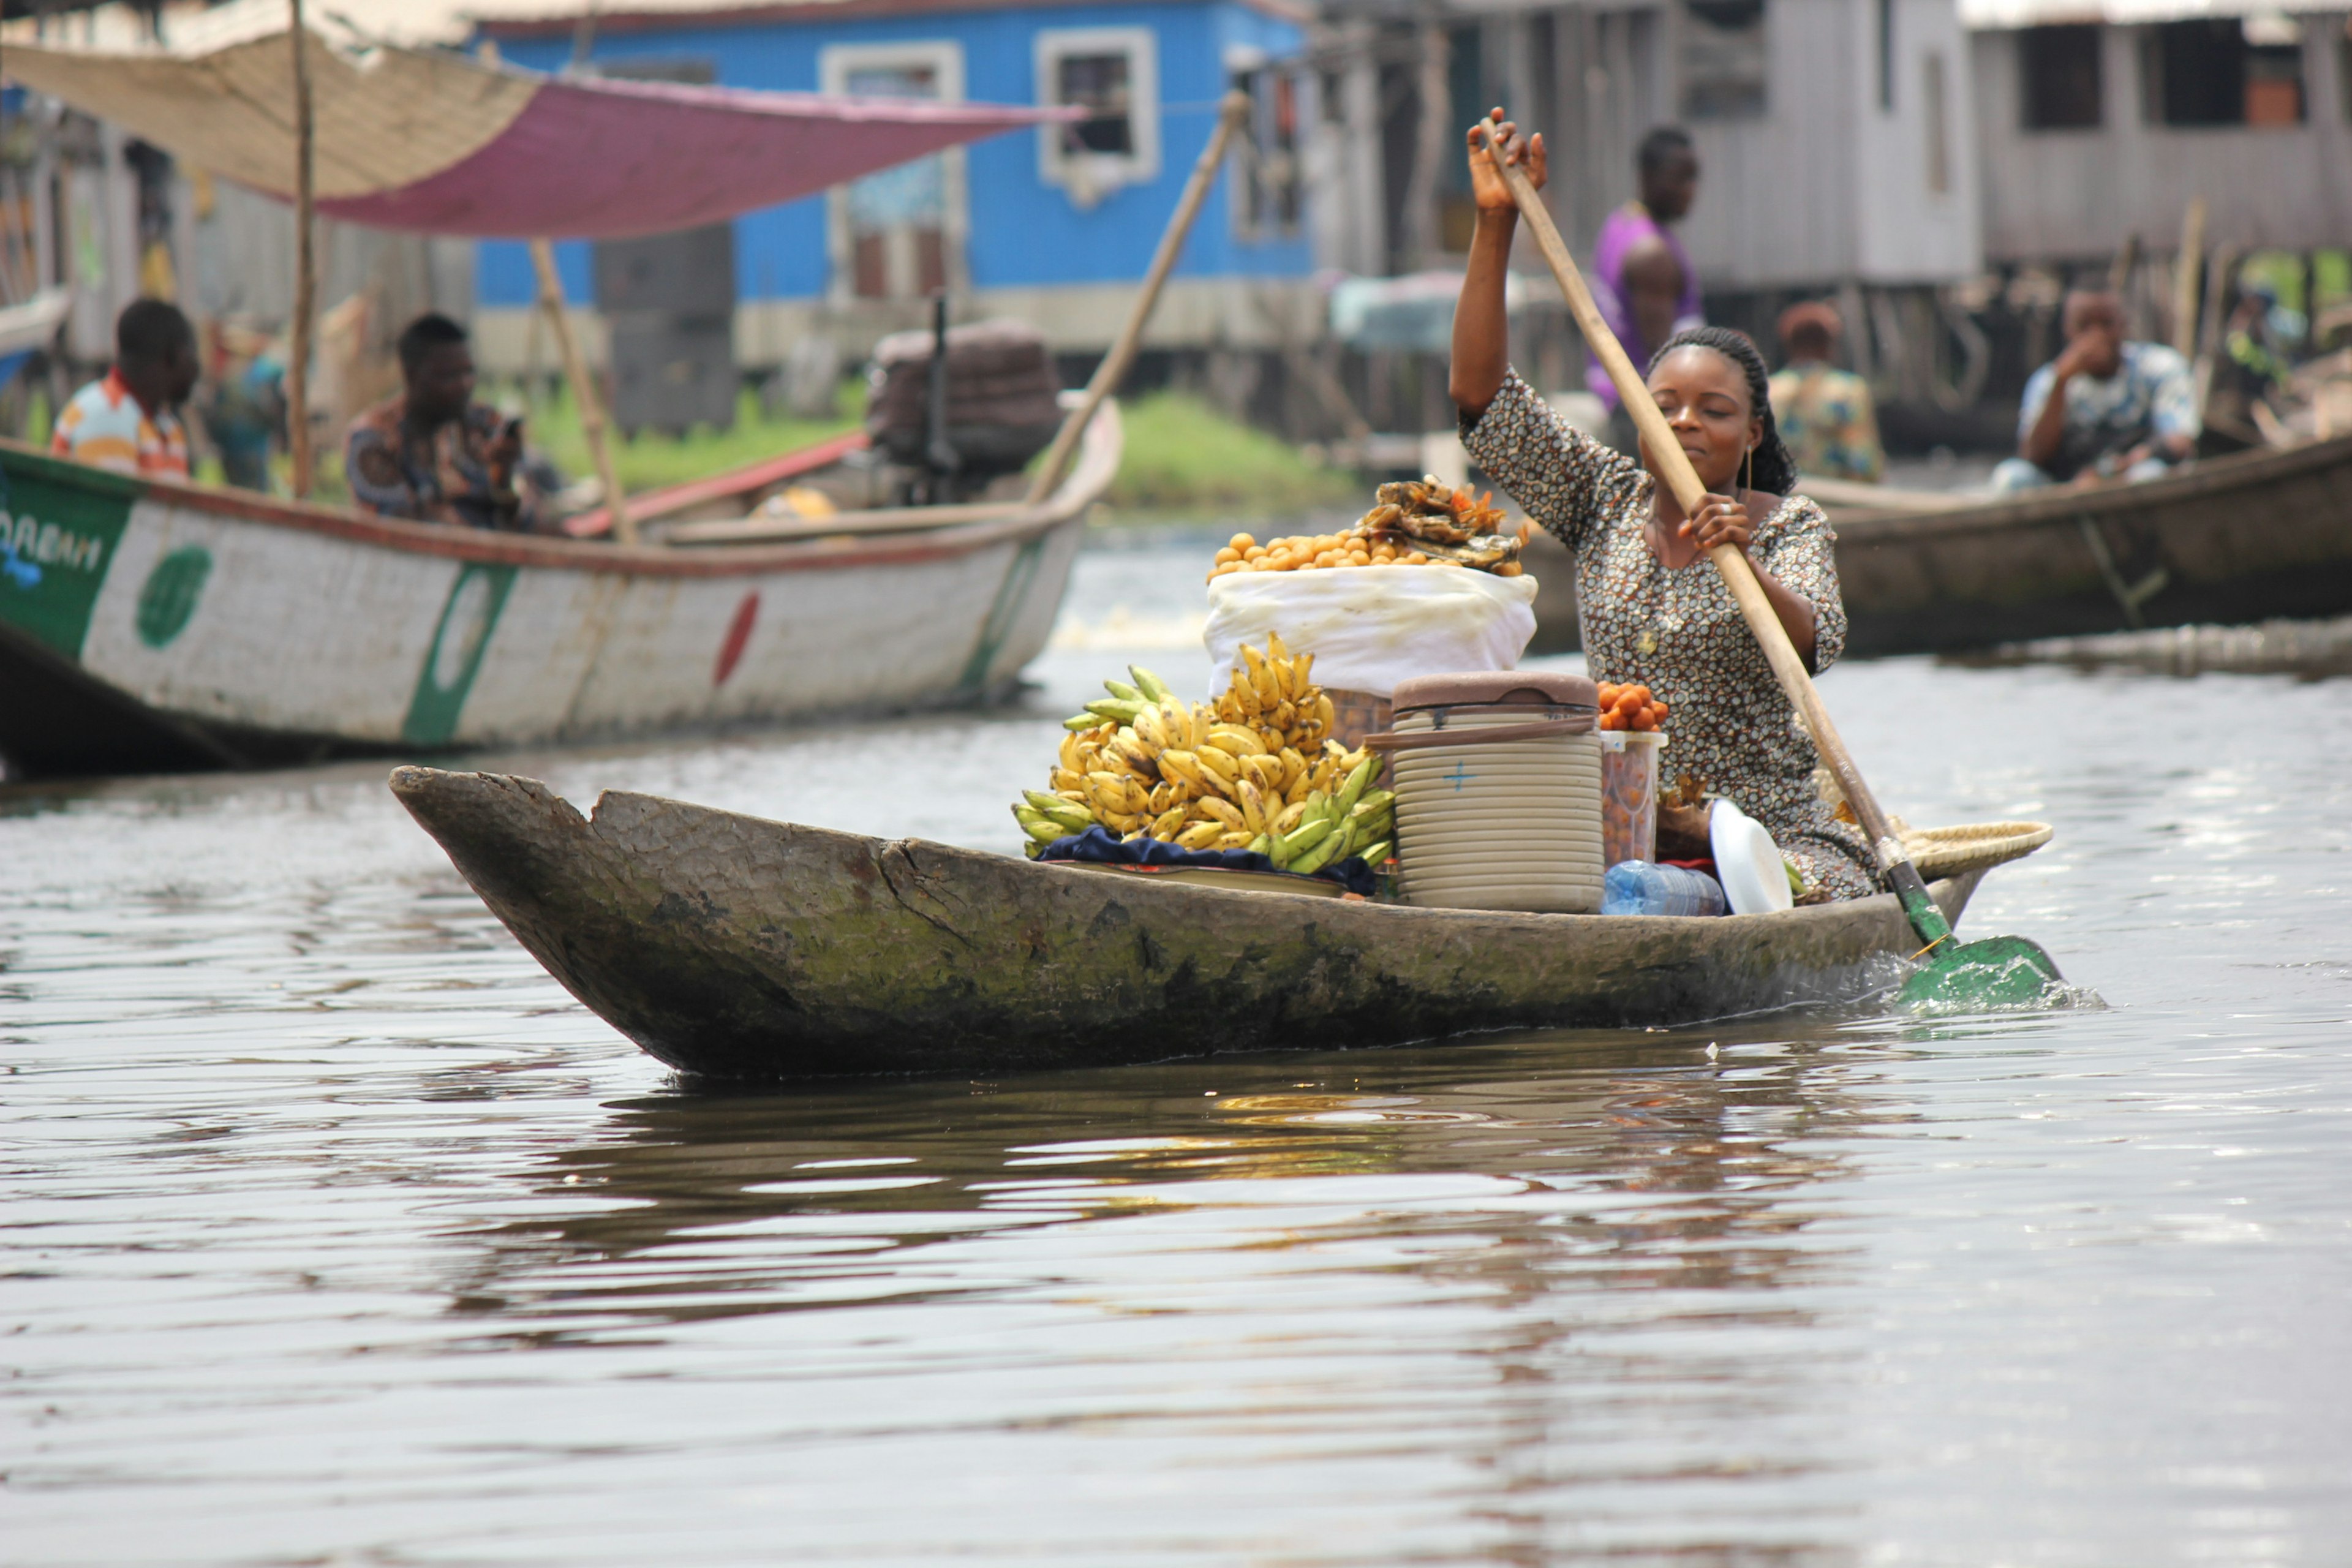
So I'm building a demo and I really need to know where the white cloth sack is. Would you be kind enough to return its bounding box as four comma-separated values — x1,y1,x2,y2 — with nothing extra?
1202,565,1539,698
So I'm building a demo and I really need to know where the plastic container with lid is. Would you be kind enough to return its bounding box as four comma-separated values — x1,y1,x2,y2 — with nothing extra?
1597,729,1668,867
1371,671,1605,913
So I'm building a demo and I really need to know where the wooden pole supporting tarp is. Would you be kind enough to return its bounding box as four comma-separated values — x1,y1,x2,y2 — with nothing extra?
1024,91,1250,508
286,0,316,499
529,238,635,545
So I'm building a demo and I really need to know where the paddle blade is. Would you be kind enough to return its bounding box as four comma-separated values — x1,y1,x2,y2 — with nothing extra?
1898,934,2068,1011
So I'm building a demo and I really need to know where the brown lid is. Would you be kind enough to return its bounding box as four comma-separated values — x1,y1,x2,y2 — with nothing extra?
1391,671,1597,712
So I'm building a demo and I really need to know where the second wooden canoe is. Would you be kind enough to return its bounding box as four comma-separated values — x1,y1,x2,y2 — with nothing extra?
1526,432,2352,657
0,404,1118,779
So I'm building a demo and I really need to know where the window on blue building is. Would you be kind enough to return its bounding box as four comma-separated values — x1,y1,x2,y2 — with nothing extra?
822,42,967,301
1036,28,1161,207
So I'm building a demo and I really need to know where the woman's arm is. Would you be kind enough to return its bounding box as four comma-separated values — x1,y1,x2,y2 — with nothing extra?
1449,111,1545,418
1681,494,1822,669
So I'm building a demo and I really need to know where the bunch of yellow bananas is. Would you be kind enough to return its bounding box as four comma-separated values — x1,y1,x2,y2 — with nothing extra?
1008,637,1393,876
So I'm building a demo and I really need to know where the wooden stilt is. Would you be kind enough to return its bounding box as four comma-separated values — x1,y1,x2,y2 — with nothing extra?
287,0,317,499
529,238,635,545
2173,197,2206,360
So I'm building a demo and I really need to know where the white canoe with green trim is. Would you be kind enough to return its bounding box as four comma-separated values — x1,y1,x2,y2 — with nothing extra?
0,408,1116,778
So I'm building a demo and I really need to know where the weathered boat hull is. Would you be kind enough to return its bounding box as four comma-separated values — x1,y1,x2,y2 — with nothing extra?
390,766,1985,1081
1525,433,2352,657
0,408,1115,778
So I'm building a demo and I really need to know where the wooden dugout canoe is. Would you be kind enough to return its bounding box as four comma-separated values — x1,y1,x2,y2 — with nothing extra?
390,764,1994,1082
0,404,1117,780
1525,432,2352,657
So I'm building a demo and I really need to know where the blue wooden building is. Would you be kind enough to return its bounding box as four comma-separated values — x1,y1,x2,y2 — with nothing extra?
467,0,1316,383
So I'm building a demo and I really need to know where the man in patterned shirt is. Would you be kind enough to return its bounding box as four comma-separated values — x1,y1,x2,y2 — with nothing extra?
1992,290,2196,492
49,300,200,480
1768,301,1882,483
344,313,539,530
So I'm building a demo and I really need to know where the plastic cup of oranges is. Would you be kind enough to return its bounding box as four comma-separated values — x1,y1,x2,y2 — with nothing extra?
1596,682,1667,732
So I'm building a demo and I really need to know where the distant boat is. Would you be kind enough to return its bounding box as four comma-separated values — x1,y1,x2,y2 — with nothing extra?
1525,432,2352,657
0,405,1118,780
390,764,2043,1081
0,289,70,392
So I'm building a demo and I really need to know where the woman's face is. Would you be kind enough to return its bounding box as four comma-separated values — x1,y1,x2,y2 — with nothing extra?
1643,347,1762,494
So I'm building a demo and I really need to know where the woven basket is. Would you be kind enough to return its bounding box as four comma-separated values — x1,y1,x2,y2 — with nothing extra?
1899,821,2054,880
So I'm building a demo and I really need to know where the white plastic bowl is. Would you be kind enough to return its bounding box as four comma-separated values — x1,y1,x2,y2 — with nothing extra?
1709,800,1793,916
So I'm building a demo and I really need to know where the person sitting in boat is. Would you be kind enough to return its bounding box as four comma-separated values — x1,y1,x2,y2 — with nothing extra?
1768,301,1883,483
50,299,198,480
346,313,543,532
1449,111,1875,903
1992,290,2196,494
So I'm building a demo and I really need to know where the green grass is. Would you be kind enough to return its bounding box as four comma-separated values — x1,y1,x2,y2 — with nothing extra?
1104,391,1357,519
520,382,862,494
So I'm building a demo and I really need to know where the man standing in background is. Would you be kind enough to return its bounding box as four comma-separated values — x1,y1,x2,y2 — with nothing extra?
49,300,199,480
1588,127,1704,454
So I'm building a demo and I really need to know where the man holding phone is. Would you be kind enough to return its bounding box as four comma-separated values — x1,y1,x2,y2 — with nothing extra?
345,313,543,530
1992,290,2196,493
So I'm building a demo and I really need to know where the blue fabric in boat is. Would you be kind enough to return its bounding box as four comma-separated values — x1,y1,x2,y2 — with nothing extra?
1041,825,1379,897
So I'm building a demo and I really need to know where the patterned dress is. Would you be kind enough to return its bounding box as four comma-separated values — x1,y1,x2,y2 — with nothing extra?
1463,371,1876,901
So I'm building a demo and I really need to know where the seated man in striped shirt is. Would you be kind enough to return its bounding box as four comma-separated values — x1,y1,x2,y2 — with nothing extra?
50,300,200,480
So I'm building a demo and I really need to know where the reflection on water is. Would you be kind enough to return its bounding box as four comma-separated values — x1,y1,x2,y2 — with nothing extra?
456,1042,1874,1327
6,546,2352,1564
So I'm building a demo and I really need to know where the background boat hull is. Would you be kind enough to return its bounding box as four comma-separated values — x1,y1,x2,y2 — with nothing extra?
0,441,1088,778
1525,434,2352,657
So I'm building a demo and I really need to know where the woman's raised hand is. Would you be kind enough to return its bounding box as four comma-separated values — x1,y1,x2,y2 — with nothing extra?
1680,492,1755,555
1466,108,1546,213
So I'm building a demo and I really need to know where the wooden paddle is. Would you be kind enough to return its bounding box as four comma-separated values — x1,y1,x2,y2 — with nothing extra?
1478,123,2061,1007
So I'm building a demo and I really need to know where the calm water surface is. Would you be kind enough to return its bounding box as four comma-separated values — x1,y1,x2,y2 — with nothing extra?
6,541,2351,1565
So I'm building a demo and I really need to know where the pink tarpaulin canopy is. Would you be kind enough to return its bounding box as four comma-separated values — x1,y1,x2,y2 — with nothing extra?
1,28,1076,239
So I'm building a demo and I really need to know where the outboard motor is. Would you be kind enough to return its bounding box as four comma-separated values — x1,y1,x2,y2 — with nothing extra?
865,312,1063,505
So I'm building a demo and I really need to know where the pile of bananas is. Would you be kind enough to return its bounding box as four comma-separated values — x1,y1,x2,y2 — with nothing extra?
1010,636,1396,877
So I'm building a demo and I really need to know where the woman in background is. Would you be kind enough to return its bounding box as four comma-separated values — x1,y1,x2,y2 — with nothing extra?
1769,301,1883,483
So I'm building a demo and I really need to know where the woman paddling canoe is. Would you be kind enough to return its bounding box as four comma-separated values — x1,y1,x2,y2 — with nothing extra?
1449,110,1875,902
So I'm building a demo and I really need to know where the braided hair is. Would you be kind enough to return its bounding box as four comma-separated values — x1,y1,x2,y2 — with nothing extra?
1643,325,1799,497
